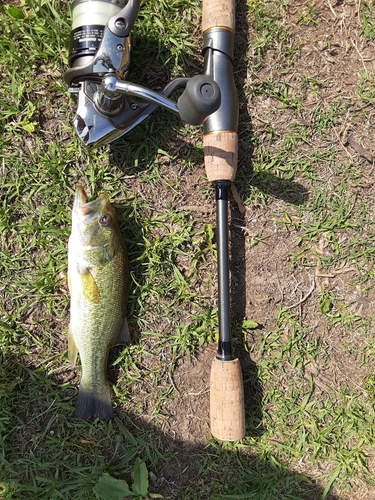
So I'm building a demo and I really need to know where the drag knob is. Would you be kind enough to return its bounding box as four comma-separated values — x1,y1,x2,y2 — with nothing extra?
177,75,221,125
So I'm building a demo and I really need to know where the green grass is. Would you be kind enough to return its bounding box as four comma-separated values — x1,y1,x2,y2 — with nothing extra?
361,1,375,40
2,0,375,499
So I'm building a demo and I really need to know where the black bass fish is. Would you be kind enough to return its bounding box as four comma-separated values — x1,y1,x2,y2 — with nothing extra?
68,186,129,420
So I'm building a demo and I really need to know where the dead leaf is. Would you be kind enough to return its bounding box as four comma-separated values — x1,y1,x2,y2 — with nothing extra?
347,135,373,162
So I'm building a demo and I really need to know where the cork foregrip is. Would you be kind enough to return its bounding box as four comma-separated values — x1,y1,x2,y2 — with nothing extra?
202,0,235,32
203,132,238,182
210,357,245,441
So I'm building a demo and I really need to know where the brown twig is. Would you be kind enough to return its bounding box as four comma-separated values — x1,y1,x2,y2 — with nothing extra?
285,277,315,309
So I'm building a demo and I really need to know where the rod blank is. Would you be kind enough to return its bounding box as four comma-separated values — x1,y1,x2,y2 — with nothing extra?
216,181,232,361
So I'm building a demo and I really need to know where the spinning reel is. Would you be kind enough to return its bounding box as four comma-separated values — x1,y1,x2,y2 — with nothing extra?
63,0,231,147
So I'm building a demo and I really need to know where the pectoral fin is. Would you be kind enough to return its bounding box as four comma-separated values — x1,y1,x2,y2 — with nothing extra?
80,270,101,304
68,327,78,367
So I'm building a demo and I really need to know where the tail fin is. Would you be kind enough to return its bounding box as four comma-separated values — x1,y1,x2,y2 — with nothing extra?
75,380,113,421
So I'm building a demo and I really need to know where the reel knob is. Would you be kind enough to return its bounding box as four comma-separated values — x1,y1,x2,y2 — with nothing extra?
177,75,221,125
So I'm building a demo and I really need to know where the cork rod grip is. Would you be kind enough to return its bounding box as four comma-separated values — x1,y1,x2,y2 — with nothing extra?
210,358,245,441
203,131,238,182
202,0,235,32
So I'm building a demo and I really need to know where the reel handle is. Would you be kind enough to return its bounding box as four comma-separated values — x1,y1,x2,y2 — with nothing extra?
178,75,221,126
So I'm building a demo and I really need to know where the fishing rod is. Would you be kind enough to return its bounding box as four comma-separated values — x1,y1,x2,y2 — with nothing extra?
64,0,245,441
202,0,245,442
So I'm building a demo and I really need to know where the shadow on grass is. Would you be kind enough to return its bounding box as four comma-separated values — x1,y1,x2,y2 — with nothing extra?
0,354,340,500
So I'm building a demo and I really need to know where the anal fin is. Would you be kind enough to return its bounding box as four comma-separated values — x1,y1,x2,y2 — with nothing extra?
115,317,131,344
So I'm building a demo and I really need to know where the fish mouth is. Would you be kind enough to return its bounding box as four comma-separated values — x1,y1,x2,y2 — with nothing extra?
74,185,87,208
73,186,110,223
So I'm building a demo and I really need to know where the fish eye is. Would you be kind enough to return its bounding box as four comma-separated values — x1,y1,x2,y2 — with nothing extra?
99,214,112,226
